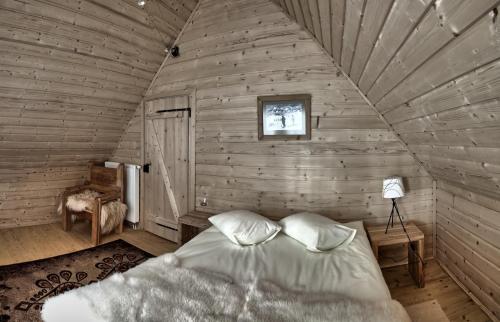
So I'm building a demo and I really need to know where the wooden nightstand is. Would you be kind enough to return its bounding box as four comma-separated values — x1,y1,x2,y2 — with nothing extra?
178,211,212,245
366,222,425,288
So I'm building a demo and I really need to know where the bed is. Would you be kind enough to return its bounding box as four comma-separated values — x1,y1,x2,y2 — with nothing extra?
42,220,410,322
177,221,390,300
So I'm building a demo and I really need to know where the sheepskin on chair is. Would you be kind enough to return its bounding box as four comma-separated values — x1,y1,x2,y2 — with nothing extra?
58,189,127,234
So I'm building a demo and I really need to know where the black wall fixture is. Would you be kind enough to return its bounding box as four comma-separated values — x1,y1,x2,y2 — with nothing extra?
170,45,180,57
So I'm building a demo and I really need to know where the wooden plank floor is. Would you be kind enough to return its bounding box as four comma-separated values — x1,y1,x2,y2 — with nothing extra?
383,261,492,322
0,223,491,322
0,222,178,265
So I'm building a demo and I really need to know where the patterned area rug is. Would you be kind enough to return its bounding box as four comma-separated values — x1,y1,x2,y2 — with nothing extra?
0,240,154,322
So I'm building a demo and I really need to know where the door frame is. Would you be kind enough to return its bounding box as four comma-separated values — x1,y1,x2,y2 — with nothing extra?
139,89,196,230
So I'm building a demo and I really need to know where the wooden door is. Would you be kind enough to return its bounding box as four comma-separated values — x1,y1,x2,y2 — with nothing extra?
144,108,189,243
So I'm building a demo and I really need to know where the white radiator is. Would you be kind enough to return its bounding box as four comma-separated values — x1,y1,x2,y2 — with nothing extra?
105,162,141,228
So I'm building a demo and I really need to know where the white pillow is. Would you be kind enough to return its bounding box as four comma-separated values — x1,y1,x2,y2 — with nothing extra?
209,210,281,246
279,212,357,252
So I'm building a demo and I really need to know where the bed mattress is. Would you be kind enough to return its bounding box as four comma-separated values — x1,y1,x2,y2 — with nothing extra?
42,220,391,321
176,220,391,301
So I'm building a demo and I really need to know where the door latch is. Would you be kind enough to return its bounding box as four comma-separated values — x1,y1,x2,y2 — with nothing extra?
143,163,151,173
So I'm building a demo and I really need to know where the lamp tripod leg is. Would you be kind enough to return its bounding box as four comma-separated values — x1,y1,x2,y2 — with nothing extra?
394,201,407,234
385,200,396,234
391,199,395,227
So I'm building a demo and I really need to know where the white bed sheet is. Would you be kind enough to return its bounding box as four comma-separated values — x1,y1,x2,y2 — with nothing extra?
42,221,391,322
176,220,391,302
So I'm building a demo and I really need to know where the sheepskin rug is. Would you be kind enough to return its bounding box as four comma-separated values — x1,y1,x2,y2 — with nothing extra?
58,189,127,234
42,254,411,322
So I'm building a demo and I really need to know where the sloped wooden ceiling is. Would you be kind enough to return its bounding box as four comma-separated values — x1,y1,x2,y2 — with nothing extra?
0,0,197,227
274,0,500,198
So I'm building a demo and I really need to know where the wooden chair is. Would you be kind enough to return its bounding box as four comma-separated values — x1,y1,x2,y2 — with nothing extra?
61,161,125,246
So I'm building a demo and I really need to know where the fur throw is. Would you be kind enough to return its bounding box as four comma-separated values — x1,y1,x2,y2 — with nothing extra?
42,254,411,322
58,189,127,234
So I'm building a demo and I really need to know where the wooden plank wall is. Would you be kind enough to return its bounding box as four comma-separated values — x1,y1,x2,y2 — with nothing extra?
0,0,196,228
110,0,436,257
112,107,143,165
0,166,86,228
225,0,500,316
273,1,500,199
436,180,500,320
377,4,500,199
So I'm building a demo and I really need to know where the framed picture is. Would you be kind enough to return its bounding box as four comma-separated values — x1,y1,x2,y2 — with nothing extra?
257,94,311,140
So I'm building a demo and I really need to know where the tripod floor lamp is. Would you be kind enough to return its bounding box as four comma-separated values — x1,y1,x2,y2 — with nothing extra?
382,176,425,273
382,176,406,233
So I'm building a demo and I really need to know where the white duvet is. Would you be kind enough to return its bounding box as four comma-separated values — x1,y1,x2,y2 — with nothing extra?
42,221,395,321
176,220,390,301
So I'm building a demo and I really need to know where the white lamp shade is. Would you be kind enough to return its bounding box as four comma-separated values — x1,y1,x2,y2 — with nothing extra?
383,176,405,199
